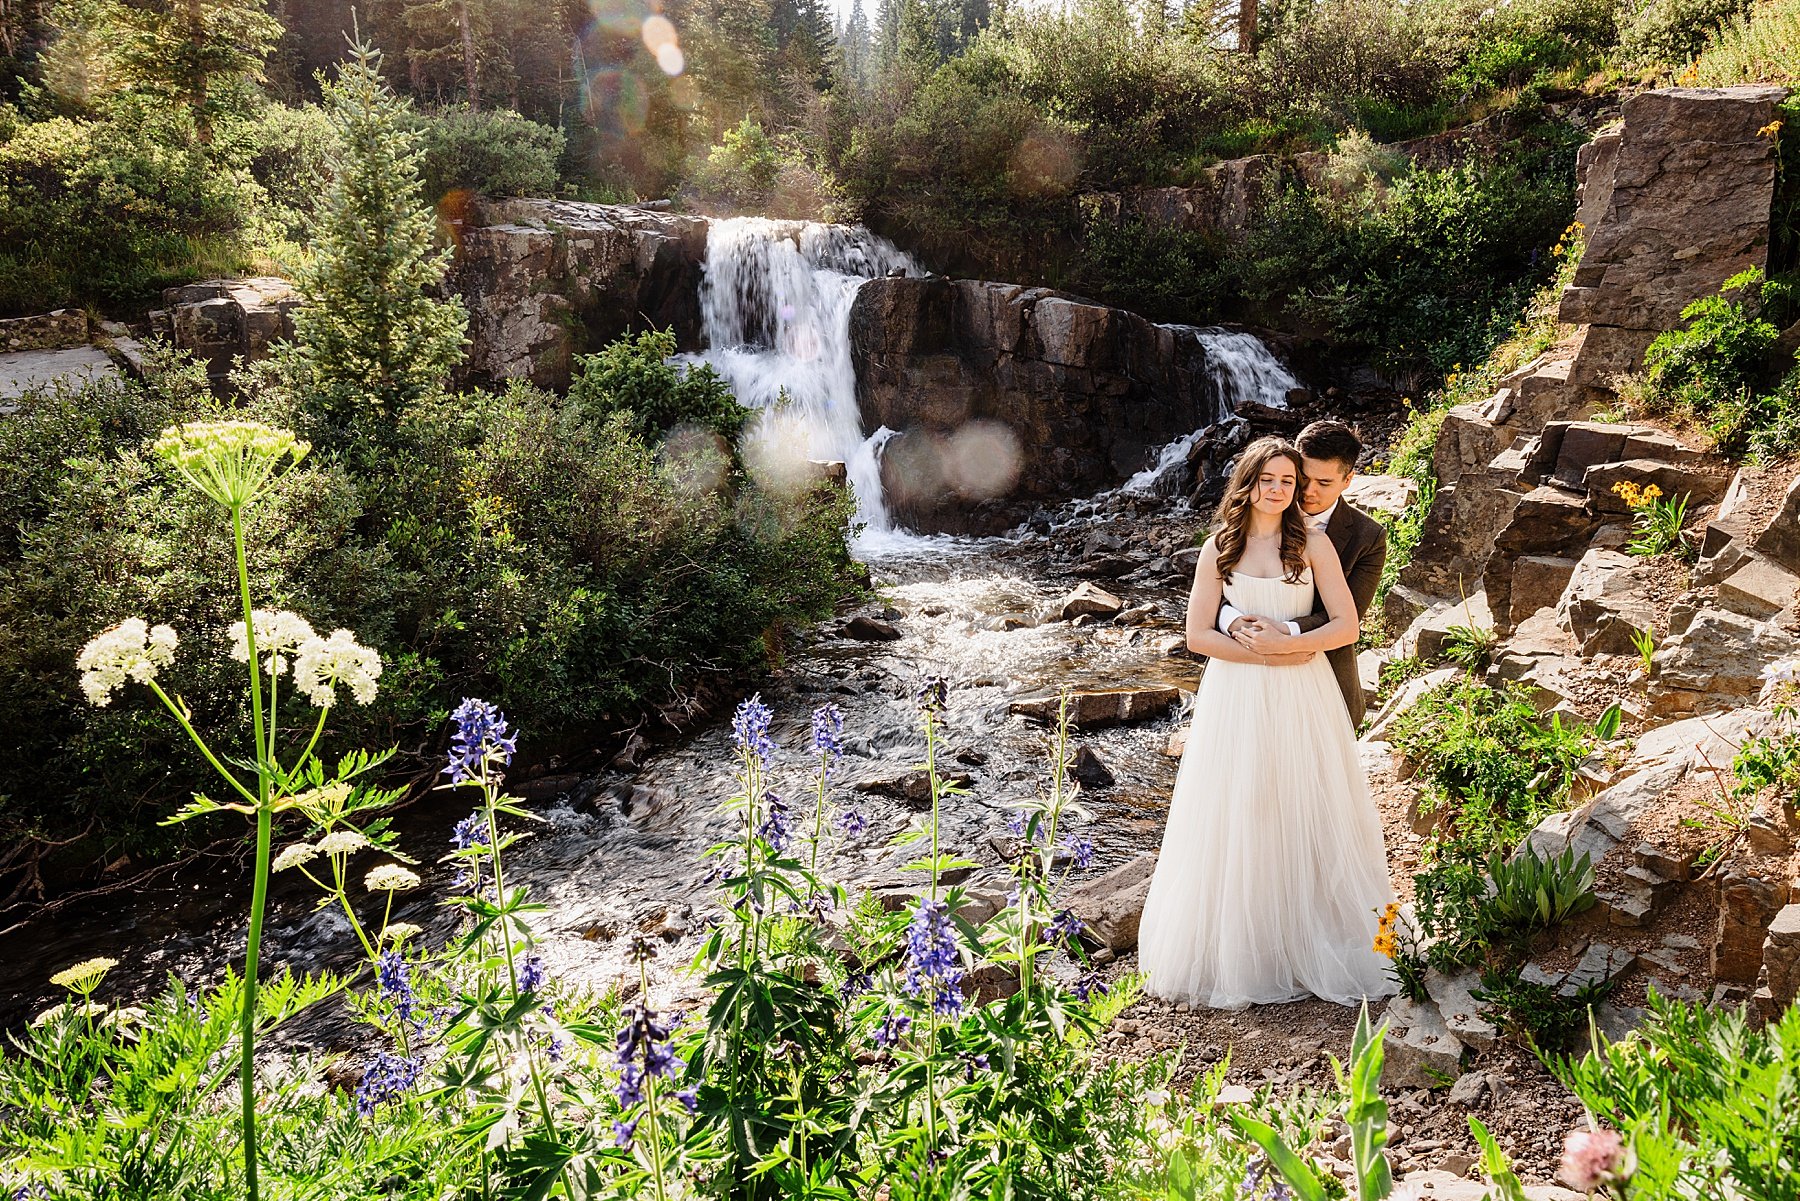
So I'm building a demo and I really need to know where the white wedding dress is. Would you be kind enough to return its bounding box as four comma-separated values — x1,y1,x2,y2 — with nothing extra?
1138,568,1397,1009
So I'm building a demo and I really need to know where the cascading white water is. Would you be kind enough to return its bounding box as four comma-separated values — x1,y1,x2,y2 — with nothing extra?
686,218,918,532
1118,326,1302,496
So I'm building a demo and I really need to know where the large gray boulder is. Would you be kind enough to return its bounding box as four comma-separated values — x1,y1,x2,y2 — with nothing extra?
1649,610,1799,716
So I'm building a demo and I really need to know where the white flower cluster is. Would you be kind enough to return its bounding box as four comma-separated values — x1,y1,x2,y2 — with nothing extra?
293,628,383,707
365,864,421,892
228,609,317,675
272,842,320,872
76,618,179,707
1761,657,1800,704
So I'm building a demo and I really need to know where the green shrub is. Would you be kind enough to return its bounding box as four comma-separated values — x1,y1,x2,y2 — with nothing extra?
1390,678,1596,843
1639,267,1799,457
0,105,257,313
1234,135,1579,380
1473,967,1614,1050
0,331,859,877
566,329,751,441
414,105,565,202
1617,0,1754,69
1556,993,1800,1199
1689,0,1800,85
1450,0,1618,95
693,115,783,206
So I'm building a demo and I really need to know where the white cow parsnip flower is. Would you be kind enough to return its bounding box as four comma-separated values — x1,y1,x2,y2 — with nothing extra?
317,829,370,857
153,420,309,509
272,842,320,872
293,629,382,708
365,864,422,892
228,609,317,676
76,619,178,706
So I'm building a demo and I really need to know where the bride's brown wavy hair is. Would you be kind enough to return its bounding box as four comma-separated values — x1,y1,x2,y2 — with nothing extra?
1212,437,1309,584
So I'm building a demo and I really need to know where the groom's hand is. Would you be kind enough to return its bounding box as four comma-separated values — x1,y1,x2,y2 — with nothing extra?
1227,616,1254,636
1235,618,1295,655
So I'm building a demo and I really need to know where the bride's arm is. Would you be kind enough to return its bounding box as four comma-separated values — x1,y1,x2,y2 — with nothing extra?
1275,531,1361,653
1186,540,1277,664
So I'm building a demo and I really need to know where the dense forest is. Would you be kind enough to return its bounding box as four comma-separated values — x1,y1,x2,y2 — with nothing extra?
3,0,1797,364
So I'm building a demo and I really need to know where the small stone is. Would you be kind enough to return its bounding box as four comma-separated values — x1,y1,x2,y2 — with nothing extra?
1057,582,1124,620
1068,745,1116,788
1381,996,1464,1088
1446,1071,1488,1107
1214,1084,1254,1105
843,615,901,641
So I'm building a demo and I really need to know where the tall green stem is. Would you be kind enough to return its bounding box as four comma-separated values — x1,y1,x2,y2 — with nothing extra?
232,504,270,1201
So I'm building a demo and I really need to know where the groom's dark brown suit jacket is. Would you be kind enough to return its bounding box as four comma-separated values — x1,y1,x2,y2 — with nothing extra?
1297,501,1387,729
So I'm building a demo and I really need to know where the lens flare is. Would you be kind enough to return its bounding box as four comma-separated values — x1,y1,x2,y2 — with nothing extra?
640,13,676,51
654,42,684,75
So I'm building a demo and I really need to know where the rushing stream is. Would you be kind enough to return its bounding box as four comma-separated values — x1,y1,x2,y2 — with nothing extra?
0,219,1308,1035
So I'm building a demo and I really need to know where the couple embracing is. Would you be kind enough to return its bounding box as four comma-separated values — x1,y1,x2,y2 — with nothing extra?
1139,421,1398,1011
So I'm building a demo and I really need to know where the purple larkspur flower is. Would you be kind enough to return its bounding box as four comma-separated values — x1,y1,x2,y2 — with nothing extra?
810,703,844,758
354,1051,421,1117
677,1088,699,1114
450,812,487,850
1073,973,1110,1003
1046,909,1084,944
615,1002,683,1108
377,950,416,1023
731,693,775,763
1239,1155,1294,1201
840,970,871,1000
1005,810,1027,837
443,698,517,785
873,1010,911,1048
834,807,867,837
904,897,964,1014
916,677,948,714
517,954,546,994
1060,833,1094,870
757,792,792,854
613,1116,639,1148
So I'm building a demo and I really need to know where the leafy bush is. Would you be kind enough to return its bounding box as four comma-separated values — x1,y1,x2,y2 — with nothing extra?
0,332,860,880
0,104,257,313
1555,993,1800,1199
1637,267,1800,457
692,115,783,207
1473,967,1614,1050
1236,135,1579,380
1617,0,1754,69
1689,0,1800,84
566,330,751,441
1449,0,1618,95
413,105,565,202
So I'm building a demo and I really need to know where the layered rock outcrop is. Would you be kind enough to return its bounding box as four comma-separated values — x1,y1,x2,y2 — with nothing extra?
850,277,1278,531
1558,87,1791,398
447,199,709,389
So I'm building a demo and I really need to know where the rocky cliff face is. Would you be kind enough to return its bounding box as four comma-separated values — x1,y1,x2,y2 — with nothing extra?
447,199,710,389
1398,86,1790,609
849,277,1292,532
1374,84,1800,1034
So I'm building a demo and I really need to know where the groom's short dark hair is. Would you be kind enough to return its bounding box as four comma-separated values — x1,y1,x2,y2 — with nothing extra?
1296,421,1362,472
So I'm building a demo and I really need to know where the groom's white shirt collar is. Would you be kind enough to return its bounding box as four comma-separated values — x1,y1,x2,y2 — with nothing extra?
1306,501,1338,532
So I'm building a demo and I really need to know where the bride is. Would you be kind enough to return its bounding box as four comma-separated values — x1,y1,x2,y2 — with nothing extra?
1138,436,1396,1009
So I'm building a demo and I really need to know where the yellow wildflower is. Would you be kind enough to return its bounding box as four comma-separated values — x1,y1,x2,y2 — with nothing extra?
1759,120,1783,139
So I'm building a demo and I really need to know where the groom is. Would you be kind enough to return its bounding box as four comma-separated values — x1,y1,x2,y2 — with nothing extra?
1219,420,1386,727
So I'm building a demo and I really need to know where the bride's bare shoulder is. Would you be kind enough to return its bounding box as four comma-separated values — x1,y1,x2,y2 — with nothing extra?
1303,527,1337,564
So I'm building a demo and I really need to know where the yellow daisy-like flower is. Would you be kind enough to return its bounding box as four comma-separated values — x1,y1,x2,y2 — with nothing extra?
365,864,422,892
50,956,119,994
1758,119,1783,139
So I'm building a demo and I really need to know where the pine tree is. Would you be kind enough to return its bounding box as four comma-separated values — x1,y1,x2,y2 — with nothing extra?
841,0,872,85
293,39,468,418
106,0,281,140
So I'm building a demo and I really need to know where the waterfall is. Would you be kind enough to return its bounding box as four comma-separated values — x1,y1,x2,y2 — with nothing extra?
686,218,919,531
1118,326,1302,497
